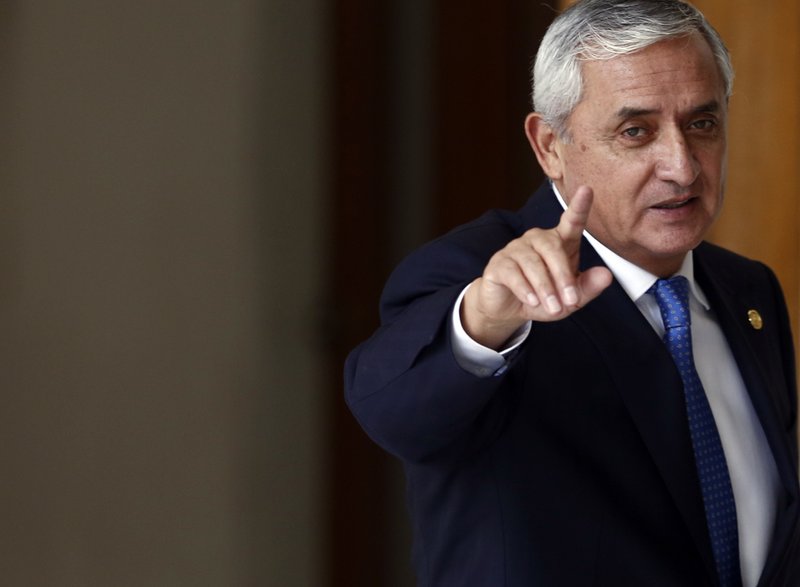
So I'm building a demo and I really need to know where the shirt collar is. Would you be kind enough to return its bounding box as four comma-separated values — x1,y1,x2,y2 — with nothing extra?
551,182,710,310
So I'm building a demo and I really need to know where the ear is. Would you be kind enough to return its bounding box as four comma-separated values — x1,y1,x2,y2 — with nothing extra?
524,113,564,181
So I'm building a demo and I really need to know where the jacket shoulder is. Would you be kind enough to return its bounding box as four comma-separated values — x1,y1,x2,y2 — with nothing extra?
379,208,525,323
379,183,560,323
695,241,779,286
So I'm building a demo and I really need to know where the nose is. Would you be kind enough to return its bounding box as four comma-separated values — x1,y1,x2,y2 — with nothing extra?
654,129,700,187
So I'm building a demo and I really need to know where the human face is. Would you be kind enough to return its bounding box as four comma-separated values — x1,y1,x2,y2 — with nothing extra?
553,33,727,276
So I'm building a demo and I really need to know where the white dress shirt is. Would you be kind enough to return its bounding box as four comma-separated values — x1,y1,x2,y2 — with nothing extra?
450,186,780,586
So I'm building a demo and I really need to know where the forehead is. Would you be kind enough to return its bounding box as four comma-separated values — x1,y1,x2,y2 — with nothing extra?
576,33,725,118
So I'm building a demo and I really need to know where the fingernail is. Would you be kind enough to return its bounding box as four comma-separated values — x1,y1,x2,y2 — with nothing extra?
526,293,540,307
546,295,561,314
563,286,578,306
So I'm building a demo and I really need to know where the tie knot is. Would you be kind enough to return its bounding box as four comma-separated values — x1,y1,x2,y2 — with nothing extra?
650,276,691,330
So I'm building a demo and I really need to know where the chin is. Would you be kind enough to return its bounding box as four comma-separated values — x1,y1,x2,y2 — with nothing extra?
646,238,703,264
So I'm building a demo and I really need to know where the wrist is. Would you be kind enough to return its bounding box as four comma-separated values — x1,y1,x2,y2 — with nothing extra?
461,281,527,350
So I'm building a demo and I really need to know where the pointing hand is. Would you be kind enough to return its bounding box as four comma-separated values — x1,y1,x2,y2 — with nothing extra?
461,186,613,349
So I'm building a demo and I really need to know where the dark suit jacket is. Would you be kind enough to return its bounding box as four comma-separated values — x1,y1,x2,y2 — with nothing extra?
345,183,800,586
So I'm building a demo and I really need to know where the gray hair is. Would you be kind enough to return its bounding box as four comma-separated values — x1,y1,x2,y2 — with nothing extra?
532,0,734,138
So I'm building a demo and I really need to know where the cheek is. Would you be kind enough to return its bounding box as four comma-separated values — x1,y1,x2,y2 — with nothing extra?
591,175,653,236
563,145,651,215
586,194,632,244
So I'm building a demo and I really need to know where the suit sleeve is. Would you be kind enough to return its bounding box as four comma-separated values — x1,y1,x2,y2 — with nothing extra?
344,216,522,463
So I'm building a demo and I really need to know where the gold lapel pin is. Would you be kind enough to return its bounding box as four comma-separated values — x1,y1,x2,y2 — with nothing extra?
747,309,763,330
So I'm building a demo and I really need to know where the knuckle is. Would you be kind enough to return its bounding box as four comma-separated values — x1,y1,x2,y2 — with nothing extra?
484,253,516,281
536,234,563,255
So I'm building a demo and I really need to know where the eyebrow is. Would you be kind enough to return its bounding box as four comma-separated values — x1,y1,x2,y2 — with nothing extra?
614,100,721,121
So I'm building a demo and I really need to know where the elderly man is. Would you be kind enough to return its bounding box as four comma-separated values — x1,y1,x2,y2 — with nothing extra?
345,1,800,585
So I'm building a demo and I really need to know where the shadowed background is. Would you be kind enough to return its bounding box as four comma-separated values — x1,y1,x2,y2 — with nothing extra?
0,1,796,586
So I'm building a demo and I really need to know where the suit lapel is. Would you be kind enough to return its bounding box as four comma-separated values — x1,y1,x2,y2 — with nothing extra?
520,186,717,579
694,248,797,496
570,240,718,583
694,247,800,585
519,185,800,581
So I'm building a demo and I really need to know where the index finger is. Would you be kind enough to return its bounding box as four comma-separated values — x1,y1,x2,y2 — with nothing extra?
555,185,593,243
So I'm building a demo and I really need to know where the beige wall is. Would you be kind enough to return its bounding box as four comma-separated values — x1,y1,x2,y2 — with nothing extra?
695,1,800,334
0,1,326,585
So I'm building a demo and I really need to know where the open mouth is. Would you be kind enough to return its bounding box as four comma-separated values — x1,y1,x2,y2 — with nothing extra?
652,197,694,210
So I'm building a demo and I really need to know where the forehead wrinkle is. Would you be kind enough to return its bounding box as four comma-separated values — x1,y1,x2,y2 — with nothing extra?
613,99,720,123
572,35,727,135
609,70,713,94
614,106,659,121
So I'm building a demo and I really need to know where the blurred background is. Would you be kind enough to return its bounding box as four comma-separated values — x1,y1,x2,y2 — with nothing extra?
0,1,796,585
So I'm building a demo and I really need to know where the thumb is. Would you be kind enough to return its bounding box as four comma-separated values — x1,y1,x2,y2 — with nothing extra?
576,266,613,306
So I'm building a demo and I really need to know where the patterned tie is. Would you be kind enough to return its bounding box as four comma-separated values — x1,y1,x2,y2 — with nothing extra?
650,277,741,587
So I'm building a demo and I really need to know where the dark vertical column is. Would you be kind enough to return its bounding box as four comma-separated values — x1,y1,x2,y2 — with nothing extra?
327,2,556,585
326,1,393,586
432,2,555,233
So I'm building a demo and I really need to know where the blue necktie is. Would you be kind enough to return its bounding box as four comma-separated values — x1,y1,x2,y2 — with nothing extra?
650,277,741,587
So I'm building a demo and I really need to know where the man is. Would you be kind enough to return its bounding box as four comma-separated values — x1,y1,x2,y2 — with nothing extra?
345,1,800,585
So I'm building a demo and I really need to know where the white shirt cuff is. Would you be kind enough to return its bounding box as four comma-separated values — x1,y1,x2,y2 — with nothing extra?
450,283,531,377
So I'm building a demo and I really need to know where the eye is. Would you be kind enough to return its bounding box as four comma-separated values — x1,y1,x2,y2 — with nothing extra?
689,119,717,131
622,127,647,138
